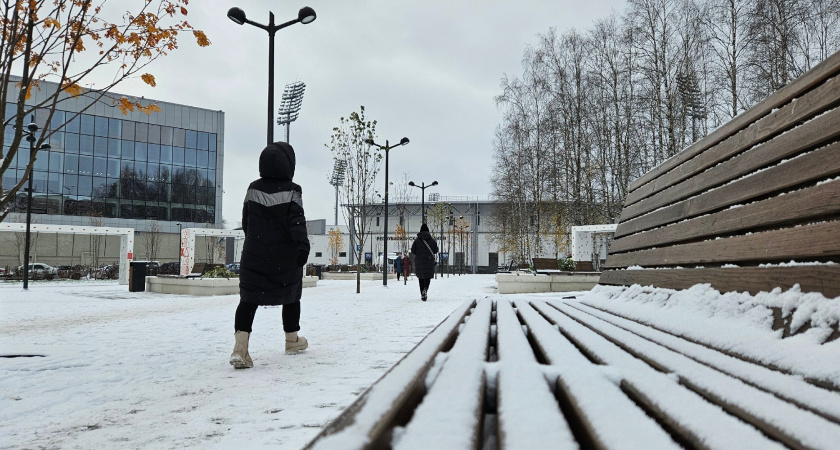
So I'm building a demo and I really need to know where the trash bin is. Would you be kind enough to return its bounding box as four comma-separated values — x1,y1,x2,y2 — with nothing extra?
128,261,148,292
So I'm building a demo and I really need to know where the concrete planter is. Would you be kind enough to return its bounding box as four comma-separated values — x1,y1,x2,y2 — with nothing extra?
146,276,318,296
321,272,395,281
496,272,600,294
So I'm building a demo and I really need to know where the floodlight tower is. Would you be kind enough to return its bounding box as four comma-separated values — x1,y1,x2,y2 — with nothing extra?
329,159,347,226
277,81,306,143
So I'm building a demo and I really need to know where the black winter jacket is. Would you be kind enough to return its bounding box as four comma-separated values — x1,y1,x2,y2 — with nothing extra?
239,142,310,305
410,231,438,279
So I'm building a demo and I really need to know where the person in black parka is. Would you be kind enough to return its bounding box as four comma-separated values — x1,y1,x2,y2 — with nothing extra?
410,223,438,301
230,142,310,369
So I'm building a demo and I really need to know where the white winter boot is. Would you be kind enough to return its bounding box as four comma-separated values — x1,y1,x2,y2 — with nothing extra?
229,331,253,369
285,331,308,355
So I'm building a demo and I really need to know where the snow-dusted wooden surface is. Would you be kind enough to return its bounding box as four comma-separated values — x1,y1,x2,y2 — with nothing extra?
308,295,840,449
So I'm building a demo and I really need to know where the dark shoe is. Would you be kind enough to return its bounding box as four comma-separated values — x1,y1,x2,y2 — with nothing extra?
421,290,427,301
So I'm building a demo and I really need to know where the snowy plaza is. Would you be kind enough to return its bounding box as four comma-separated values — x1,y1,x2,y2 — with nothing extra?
0,276,481,448
1,275,839,449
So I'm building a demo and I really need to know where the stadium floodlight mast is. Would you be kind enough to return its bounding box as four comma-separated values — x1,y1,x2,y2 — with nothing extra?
364,137,410,286
226,6,316,145
21,117,51,290
408,180,438,223
329,159,347,226
277,81,306,143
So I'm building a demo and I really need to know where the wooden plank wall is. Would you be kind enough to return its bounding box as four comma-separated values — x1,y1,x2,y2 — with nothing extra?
601,50,840,298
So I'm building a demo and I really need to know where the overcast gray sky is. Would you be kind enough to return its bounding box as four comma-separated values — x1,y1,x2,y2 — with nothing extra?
116,0,626,226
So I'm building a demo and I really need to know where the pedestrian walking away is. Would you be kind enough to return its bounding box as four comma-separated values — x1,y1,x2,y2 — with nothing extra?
230,142,311,369
402,252,412,285
394,252,403,281
410,223,438,301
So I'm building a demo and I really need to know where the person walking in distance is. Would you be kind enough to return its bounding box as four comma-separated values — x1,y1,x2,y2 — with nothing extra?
230,142,310,369
410,223,438,301
394,252,403,281
402,252,412,285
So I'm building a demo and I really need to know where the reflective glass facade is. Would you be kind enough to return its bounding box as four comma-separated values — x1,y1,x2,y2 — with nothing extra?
3,104,218,223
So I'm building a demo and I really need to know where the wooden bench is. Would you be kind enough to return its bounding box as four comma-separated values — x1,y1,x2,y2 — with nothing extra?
305,52,840,449
532,257,559,274
599,50,840,298
306,297,840,449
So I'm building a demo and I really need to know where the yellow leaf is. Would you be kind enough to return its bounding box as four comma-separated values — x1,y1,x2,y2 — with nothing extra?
193,30,210,47
62,81,84,97
140,73,156,87
43,17,61,28
118,97,135,114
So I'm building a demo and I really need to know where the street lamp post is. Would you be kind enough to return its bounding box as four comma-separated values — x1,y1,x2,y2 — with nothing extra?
176,222,182,275
227,6,316,145
365,137,410,286
21,119,51,290
408,180,438,223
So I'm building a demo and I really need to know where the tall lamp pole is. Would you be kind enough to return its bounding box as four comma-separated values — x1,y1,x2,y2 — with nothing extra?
408,180,438,223
227,6,316,145
365,137,410,286
176,222,182,275
21,118,51,290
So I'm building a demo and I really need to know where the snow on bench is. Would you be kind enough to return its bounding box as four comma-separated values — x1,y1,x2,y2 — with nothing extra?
307,296,840,449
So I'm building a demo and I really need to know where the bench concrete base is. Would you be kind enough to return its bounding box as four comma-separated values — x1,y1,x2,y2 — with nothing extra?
321,272,395,281
496,272,600,294
146,276,318,296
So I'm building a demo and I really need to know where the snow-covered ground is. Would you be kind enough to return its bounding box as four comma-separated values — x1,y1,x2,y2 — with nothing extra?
0,275,492,449
3,275,839,449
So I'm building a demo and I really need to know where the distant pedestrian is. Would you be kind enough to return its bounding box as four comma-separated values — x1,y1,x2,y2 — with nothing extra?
410,223,438,301
394,252,403,281
402,253,412,285
230,142,310,369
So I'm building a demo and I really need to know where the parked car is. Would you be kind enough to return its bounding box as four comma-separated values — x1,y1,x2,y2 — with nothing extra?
226,263,240,274
18,263,58,279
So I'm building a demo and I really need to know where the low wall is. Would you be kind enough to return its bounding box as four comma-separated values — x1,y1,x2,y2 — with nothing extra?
321,272,395,281
146,276,317,296
496,272,600,294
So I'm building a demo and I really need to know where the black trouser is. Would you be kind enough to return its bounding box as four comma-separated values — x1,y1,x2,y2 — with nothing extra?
397,271,402,280
234,301,300,333
418,278,431,294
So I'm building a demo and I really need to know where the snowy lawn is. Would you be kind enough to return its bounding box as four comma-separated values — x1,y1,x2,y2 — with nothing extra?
0,275,494,449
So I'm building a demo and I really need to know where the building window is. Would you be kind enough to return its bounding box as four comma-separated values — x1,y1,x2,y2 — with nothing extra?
339,252,347,257
376,216,380,227
315,252,322,257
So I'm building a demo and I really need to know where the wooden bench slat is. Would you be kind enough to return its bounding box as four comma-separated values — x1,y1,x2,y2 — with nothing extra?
609,180,840,254
598,266,840,298
513,300,681,449
395,299,493,449
606,221,840,269
629,50,840,194
616,139,840,239
524,299,784,449
305,299,476,450
569,301,840,423
494,300,577,448
542,300,840,449
626,73,840,206
619,108,840,225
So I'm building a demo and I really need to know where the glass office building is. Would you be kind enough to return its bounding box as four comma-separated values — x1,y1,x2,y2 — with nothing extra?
2,79,224,233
